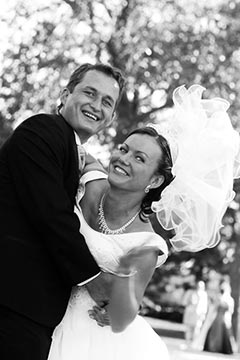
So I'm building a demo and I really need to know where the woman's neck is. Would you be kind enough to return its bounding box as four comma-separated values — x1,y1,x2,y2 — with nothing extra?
102,189,141,222
88,186,152,234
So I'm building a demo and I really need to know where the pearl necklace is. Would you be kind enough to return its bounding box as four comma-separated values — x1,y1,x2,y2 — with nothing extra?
98,194,140,235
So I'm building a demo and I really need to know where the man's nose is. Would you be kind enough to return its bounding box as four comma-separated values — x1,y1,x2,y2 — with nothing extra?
90,96,102,112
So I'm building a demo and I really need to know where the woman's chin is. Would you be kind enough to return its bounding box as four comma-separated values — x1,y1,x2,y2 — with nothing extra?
107,173,129,190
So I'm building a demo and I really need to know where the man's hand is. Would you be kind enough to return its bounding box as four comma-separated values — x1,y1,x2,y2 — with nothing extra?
88,305,111,327
85,272,112,306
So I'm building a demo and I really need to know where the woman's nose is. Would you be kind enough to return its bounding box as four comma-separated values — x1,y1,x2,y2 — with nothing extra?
119,153,131,165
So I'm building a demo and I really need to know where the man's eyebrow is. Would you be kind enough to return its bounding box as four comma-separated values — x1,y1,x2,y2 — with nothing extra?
83,86,96,92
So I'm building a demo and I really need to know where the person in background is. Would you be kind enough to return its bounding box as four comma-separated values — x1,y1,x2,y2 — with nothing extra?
194,281,208,340
184,280,208,349
182,283,199,346
203,279,237,354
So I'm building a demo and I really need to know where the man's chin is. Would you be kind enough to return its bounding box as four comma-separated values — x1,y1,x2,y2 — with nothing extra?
76,122,106,139
74,126,94,142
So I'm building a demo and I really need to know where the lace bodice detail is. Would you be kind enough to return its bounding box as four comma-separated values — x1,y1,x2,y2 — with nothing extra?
75,171,168,273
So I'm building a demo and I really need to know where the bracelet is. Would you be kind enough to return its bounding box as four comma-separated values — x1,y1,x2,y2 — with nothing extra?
101,268,137,278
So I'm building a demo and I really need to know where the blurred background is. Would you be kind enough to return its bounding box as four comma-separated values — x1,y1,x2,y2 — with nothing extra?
1,0,240,353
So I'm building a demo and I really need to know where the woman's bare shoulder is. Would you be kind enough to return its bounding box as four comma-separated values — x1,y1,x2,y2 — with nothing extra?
130,217,155,233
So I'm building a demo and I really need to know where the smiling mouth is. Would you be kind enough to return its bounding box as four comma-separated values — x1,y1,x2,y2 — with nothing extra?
114,165,129,176
82,110,100,121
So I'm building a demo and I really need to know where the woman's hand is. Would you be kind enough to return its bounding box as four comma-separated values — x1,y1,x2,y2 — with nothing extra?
118,245,161,275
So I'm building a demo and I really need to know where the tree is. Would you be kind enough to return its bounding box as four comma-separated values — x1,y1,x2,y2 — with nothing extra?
1,0,240,142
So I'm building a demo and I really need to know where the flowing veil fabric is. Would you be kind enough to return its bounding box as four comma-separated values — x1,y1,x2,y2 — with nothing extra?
149,85,240,252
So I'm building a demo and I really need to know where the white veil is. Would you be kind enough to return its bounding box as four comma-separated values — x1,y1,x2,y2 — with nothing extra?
148,85,240,252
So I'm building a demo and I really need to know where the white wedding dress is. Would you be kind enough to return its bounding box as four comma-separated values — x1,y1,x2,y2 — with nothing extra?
48,172,170,360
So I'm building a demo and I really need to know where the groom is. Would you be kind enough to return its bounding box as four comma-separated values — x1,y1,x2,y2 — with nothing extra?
0,63,125,360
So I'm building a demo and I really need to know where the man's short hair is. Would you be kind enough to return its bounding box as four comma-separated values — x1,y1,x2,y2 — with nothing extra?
66,63,125,108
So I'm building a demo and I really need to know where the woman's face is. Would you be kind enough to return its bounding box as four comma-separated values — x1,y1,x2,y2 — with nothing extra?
108,133,163,193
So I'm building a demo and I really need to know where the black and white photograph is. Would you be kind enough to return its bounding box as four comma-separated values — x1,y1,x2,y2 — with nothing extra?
0,1,240,359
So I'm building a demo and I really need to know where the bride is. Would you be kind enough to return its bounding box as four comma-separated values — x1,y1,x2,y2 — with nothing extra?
48,85,240,360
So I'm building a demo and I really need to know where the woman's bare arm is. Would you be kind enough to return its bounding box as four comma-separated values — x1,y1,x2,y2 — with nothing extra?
106,247,159,332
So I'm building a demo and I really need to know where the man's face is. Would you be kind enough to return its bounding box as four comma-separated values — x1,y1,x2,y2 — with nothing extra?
60,70,120,142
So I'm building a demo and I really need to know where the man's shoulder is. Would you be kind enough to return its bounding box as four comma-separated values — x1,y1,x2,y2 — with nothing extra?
17,113,73,137
20,113,64,127
9,113,75,153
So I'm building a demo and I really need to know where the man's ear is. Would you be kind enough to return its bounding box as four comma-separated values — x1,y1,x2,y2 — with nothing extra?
106,111,117,126
60,88,70,107
150,175,165,189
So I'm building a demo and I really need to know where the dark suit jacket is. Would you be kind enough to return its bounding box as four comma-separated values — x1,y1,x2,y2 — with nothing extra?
0,113,100,327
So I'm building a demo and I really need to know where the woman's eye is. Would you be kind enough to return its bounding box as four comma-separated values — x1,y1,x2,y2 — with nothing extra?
136,156,144,162
118,144,127,153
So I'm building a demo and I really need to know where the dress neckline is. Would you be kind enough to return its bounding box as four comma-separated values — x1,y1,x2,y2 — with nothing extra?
76,206,169,265
78,206,155,237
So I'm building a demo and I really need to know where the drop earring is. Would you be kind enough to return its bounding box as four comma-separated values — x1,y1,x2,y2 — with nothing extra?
144,185,151,193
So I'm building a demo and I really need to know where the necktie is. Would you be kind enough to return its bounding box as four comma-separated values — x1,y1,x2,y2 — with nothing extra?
77,144,86,173
74,132,86,174
74,132,86,203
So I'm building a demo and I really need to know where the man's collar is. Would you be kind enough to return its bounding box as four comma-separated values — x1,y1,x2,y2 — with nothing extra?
74,131,82,146
57,109,83,146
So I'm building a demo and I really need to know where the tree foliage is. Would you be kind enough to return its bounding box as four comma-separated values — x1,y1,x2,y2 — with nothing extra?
1,0,240,143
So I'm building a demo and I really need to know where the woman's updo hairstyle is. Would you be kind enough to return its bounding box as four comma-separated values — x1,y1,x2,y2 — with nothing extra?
126,127,174,221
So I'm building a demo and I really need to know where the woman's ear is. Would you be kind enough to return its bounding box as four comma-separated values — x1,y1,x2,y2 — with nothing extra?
150,175,165,189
